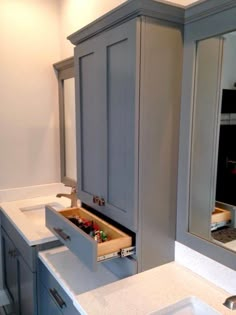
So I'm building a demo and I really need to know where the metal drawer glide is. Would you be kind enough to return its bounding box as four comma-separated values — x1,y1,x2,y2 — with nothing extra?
97,246,135,262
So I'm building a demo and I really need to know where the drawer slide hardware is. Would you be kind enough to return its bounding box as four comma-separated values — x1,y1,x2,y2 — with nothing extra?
97,246,135,262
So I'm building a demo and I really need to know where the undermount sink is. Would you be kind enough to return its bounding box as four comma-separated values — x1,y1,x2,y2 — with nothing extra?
20,202,63,231
150,297,220,315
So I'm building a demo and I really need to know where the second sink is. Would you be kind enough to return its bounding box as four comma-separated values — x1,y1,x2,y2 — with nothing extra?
150,296,220,315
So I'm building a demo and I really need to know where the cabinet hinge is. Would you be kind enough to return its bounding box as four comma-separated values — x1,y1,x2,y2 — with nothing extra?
97,246,135,262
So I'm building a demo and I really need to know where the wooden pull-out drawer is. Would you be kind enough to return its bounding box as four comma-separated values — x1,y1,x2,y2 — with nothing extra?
212,207,231,224
45,206,132,270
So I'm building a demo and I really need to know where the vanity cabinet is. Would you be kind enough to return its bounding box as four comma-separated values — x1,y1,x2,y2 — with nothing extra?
38,260,79,315
1,228,35,315
68,0,184,271
0,209,60,314
2,229,20,314
39,285,63,315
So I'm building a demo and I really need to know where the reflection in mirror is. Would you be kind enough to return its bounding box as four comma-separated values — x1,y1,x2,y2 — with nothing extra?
64,78,76,181
53,57,76,186
189,31,236,253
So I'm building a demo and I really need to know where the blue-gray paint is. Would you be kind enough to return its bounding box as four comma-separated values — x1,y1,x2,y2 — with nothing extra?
46,206,98,271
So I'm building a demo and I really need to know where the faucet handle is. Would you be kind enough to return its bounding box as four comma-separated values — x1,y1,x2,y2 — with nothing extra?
223,296,236,310
64,184,77,194
71,186,77,193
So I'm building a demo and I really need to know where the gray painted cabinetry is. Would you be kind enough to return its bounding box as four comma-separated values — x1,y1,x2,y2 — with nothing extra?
38,260,79,315
69,0,184,272
0,210,60,315
75,18,138,232
1,213,36,315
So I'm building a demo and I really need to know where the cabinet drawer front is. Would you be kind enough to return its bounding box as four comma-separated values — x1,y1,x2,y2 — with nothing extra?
39,281,63,315
46,206,132,271
1,211,35,271
46,206,97,271
38,260,80,315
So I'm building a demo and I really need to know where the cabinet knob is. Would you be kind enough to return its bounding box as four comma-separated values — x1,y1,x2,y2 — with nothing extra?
93,196,105,206
8,249,18,257
98,198,105,206
93,196,99,204
12,249,18,257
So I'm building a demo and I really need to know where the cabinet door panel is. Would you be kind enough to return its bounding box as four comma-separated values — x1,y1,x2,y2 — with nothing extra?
104,19,139,231
75,38,106,201
1,230,19,314
18,255,35,315
75,19,139,232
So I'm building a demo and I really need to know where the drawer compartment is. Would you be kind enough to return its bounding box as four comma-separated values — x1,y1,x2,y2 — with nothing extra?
45,206,132,270
212,207,231,223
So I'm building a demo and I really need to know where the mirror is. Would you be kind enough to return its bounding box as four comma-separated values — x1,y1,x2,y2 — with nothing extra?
64,78,76,181
189,31,236,253
53,57,77,186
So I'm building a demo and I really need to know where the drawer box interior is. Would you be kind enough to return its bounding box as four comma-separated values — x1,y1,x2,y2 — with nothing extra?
57,207,132,257
212,207,231,223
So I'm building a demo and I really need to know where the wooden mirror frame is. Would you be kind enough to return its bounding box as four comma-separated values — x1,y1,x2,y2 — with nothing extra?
53,57,76,187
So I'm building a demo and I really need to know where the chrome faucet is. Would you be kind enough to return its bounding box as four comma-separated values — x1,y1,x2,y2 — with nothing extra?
56,186,78,208
223,296,236,310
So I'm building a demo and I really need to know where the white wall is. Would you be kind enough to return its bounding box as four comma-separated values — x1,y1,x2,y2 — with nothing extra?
0,0,61,190
0,0,202,191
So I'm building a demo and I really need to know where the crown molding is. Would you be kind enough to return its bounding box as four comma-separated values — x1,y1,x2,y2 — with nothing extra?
68,0,184,45
68,0,236,45
53,57,74,72
185,0,236,24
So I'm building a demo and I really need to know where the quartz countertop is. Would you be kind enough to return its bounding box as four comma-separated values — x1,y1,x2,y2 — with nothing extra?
0,195,72,246
38,247,120,301
39,246,233,315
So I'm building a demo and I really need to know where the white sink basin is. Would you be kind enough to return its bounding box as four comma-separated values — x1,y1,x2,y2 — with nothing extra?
150,297,220,315
20,202,63,230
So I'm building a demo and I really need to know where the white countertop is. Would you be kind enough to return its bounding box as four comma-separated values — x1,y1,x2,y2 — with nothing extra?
1,187,234,314
39,247,233,315
39,247,120,300
0,195,72,246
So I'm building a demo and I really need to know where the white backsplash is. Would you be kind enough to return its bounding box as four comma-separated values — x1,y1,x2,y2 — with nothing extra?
175,241,236,295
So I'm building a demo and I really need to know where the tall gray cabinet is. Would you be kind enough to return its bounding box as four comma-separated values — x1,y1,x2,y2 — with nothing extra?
68,0,184,271
74,18,138,231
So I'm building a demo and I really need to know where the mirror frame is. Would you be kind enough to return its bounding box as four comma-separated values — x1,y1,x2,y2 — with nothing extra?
177,4,236,270
53,57,76,186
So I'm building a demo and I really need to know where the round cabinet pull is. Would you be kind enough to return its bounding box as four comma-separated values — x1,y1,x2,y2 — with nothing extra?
8,250,13,257
93,196,99,204
12,249,18,258
98,198,105,206
8,249,18,257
